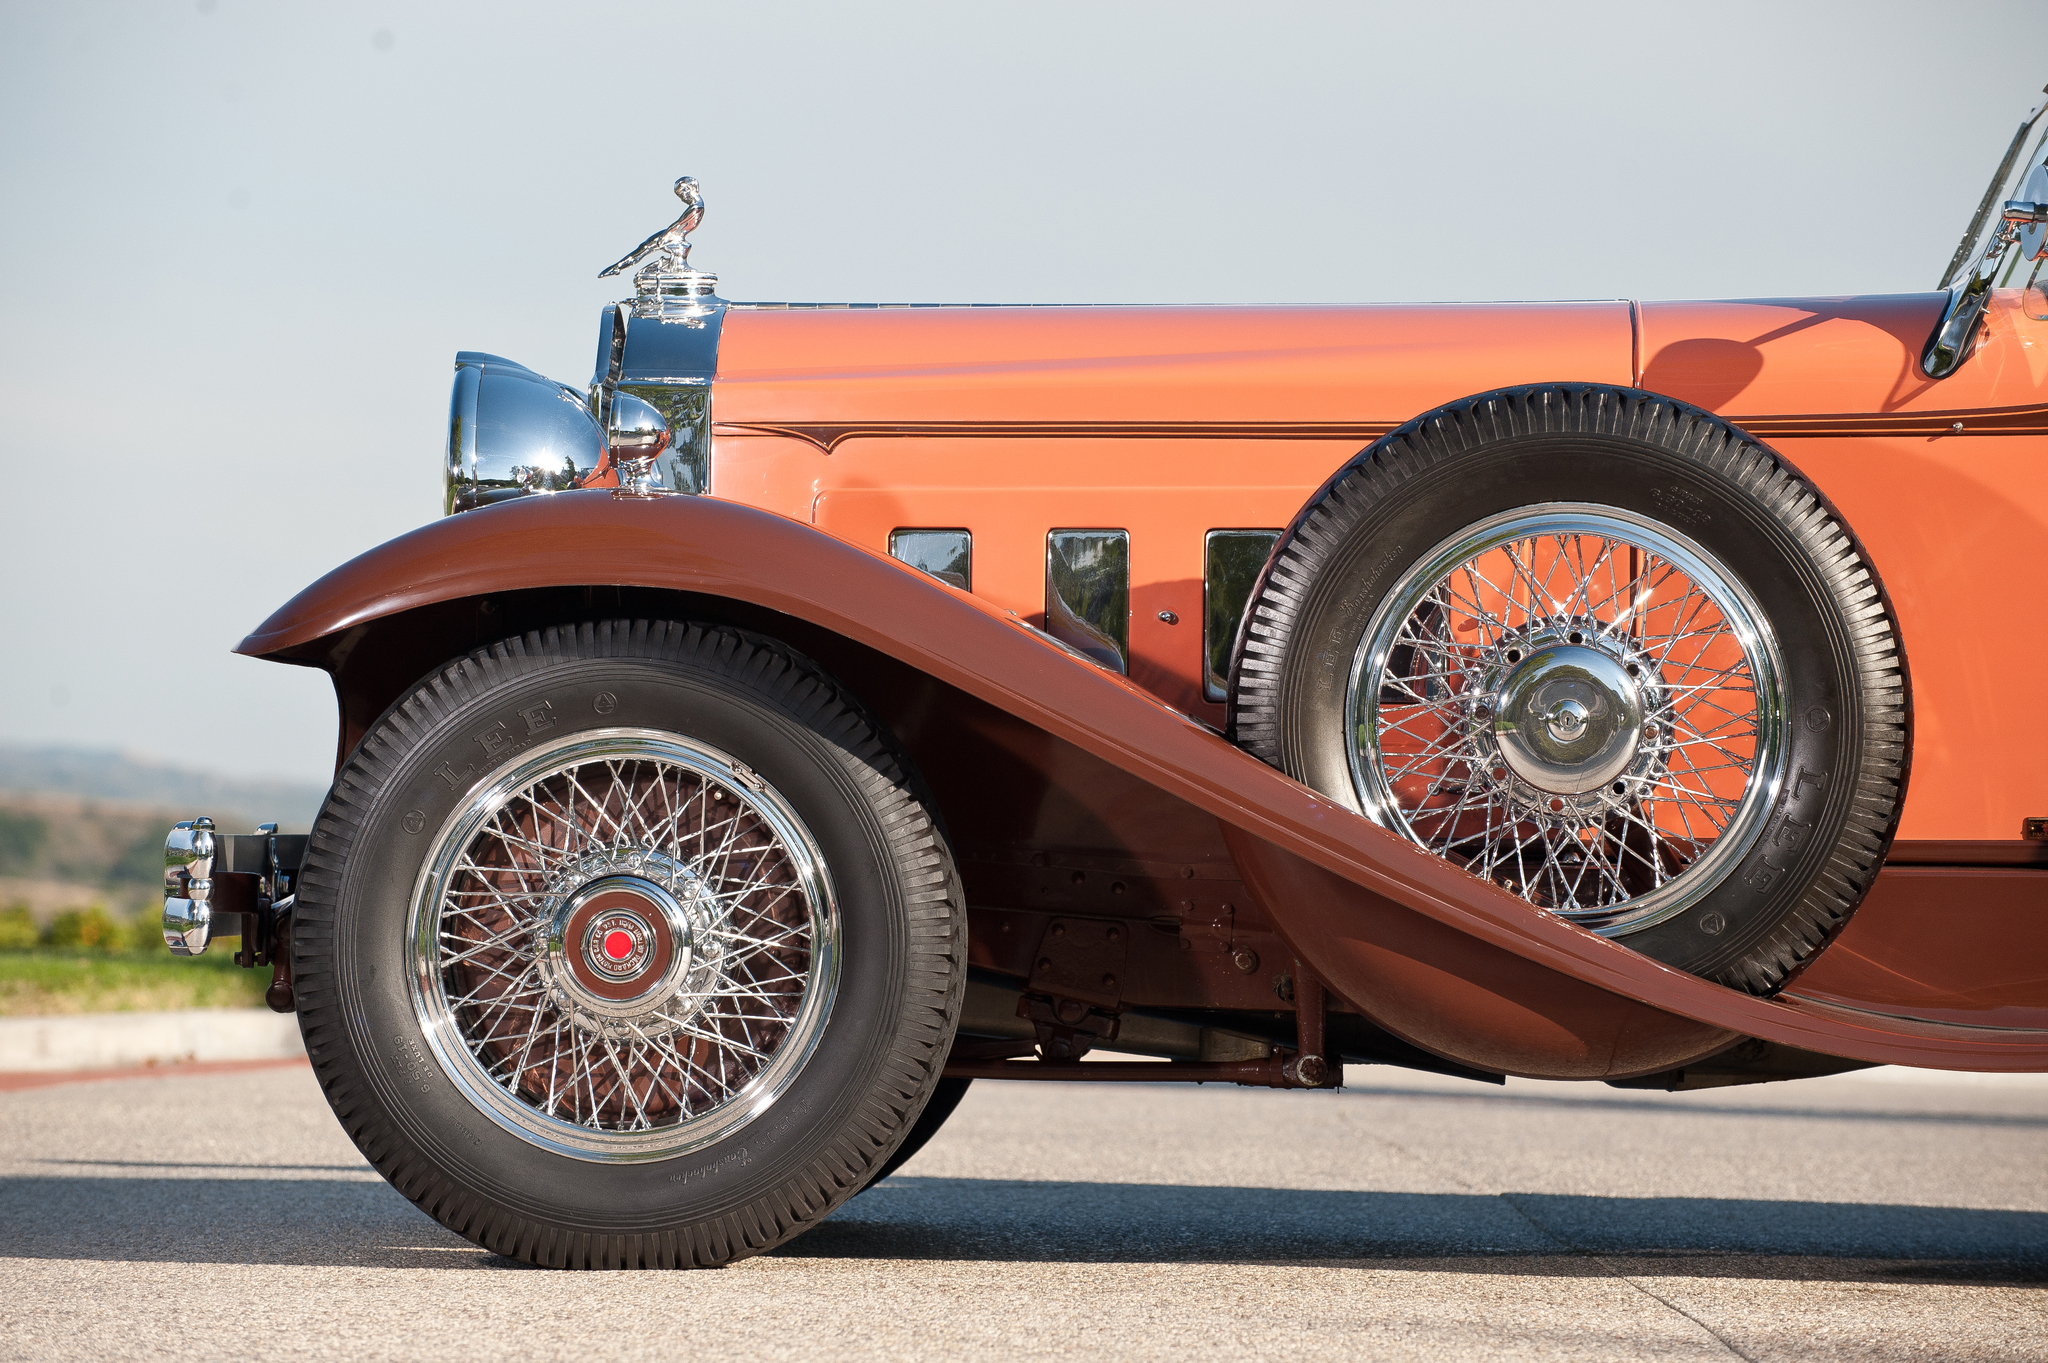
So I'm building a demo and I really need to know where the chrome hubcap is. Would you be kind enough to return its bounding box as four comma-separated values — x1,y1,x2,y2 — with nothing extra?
1492,642,1645,795
1347,504,1785,935
408,729,839,1162
535,858,718,1031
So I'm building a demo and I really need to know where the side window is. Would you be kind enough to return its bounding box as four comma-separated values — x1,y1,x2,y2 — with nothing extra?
888,529,972,590
1046,529,1130,673
1203,530,1281,701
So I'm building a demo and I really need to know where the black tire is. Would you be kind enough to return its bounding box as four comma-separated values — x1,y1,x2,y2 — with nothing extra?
292,620,966,1267
867,1076,972,1186
1228,385,1910,994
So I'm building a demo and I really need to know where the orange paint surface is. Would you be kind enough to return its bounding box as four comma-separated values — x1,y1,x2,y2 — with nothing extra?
705,294,2047,844
1637,292,2044,421
1638,291,2048,841
1779,436,2047,840
715,301,1632,725
716,302,1634,426
815,475,1322,718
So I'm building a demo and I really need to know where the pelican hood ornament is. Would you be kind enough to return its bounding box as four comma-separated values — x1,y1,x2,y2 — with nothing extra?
601,175,720,320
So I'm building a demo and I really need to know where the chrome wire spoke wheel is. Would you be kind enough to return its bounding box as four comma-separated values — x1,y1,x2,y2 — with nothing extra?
1347,504,1786,935
407,728,838,1161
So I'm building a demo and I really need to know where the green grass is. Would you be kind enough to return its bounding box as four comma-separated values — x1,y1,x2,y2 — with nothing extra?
0,948,271,1015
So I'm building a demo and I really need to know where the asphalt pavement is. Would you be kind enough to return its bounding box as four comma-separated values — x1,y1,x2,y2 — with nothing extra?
2,1059,2043,1361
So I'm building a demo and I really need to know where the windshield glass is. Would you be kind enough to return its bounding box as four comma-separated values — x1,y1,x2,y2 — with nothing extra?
1939,86,2048,290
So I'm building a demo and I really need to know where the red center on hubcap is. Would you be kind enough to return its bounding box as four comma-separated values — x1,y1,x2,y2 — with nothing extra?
603,929,635,961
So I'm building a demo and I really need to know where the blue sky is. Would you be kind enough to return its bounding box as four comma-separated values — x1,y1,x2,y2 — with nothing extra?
2,1,2043,784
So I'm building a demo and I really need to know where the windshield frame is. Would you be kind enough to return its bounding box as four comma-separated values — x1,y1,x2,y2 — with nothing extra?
1939,88,2048,291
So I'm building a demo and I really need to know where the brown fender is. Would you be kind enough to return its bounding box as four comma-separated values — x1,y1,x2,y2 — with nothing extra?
241,490,2048,1075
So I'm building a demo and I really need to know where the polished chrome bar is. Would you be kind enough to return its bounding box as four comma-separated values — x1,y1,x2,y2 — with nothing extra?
1045,529,1130,673
162,817,217,957
888,529,973,591
1203,529,1281,701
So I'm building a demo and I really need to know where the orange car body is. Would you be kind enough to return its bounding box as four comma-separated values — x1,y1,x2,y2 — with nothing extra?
244,287,2048,1084
711,292,2047,847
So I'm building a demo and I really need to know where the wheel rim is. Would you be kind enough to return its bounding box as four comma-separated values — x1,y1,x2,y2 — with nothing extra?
1345,503,1786,935
407,728,839,1161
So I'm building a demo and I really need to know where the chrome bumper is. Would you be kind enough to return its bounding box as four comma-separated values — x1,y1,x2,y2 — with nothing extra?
162,818,304,968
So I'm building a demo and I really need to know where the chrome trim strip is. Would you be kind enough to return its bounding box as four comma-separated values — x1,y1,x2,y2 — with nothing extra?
715,420,1396,455
713,400,2048,455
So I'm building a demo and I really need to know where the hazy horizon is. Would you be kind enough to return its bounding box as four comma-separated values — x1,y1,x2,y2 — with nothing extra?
3,1,2044,786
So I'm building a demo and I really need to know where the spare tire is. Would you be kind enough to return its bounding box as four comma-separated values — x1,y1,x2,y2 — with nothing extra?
1228,385,1910,994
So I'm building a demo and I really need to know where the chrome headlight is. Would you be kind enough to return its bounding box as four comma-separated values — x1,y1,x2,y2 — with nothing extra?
444,352,608,516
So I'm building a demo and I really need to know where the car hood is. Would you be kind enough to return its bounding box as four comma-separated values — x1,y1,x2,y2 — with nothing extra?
709,293,2048,446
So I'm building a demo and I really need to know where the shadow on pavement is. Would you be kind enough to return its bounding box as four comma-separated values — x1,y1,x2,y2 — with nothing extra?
3,1172,2042,1280
0,1175,491,1270
1333,1085,2048,1129
788,1180,2048,1284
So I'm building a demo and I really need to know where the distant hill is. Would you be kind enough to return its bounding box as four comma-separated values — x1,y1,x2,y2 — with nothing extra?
0,746,327,830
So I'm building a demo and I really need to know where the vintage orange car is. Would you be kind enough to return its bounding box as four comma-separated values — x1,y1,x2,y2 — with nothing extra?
159,98,2047,1268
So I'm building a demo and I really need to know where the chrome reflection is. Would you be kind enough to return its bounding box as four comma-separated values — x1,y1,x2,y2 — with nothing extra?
1203,530,1280,702
1928,93,2048,378
162,817,216,957
606,392,672,496
1344,504,1785,937
889,529,972,590
444,353,606,515
2010,159,2048,267
588,292,723,498
599,176,721,323
612,383,709,495
1046,530,1129,673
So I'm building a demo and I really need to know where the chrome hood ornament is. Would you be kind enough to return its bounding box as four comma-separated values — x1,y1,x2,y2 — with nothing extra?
600,175,720,320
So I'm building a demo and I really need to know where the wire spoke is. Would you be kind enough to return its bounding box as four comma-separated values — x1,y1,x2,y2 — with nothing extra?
420,746,829,1143
1357,514,1778,930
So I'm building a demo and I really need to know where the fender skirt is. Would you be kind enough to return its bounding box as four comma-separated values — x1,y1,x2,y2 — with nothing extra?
241,491,2047,1076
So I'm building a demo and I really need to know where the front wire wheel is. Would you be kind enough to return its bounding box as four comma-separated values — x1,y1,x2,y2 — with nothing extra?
292,621,965,1267
413,731,837,1161
1352,505,1784,936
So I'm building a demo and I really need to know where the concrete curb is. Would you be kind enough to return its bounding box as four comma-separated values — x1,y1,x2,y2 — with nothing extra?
0,1056,307,1093
0,1008,304,1072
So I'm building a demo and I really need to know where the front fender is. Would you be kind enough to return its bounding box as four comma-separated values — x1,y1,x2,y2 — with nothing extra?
242,490,2047,1074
